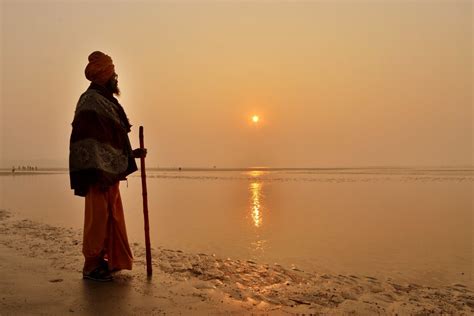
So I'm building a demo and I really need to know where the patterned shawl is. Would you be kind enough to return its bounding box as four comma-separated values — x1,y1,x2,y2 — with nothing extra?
69,84,137,196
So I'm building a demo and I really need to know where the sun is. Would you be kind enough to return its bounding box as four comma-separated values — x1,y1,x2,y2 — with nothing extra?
252,115,260,123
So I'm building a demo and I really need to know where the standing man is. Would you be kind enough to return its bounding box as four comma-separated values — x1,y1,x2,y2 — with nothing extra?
69,51,146,282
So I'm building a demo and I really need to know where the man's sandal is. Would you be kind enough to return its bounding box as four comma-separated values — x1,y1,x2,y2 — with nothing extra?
83,266,113,282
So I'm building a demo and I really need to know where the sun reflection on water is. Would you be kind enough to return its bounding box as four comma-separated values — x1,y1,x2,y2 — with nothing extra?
246,170,269,255
250,182,263,227
249,170,264,178
247,170,266,228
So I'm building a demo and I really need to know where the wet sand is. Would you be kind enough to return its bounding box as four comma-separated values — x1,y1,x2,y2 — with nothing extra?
0,209,472,315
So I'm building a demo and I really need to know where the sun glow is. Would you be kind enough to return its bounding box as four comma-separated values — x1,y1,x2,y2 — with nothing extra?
252,115,260,123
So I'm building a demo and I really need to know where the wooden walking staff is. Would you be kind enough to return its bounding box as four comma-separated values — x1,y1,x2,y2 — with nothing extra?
139,126,153,276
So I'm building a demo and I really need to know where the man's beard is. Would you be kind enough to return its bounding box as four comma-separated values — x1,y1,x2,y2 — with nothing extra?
106,78,121,97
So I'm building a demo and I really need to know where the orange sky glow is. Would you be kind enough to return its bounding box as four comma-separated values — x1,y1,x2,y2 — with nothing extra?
0,0,472,168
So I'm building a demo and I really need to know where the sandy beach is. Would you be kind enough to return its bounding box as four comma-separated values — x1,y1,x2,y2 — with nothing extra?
1,209,472,315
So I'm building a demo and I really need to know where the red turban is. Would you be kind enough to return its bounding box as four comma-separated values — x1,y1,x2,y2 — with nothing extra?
84,51,115,85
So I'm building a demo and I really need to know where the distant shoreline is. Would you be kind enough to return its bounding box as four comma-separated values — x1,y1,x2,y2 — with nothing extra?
1,166,473,177
0,171,65,176
145,168,474,180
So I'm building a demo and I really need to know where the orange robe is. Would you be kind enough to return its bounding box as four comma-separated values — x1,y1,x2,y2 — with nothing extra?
82,182,133,273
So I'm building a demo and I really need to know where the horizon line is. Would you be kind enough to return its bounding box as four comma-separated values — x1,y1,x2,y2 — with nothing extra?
1,165,473,171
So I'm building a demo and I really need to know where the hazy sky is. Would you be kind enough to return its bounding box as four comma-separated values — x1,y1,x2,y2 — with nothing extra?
0,0,472,168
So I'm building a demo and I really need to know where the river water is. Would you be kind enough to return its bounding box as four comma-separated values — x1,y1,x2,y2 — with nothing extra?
0,167,472,287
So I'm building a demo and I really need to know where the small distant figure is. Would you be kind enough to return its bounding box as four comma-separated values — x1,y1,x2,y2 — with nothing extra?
11,167,15,173
178,167,182,171
69,51,147,282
